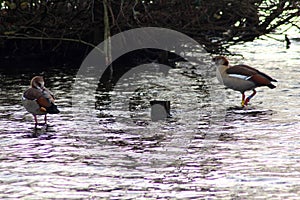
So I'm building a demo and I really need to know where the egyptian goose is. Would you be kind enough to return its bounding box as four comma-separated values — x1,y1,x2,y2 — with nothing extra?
213,56,277,107
22,76,60,127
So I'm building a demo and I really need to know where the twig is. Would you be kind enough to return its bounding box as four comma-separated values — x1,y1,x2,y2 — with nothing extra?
0,34,104,53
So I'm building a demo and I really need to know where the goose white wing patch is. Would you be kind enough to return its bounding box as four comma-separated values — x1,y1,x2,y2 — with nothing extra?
228,74,252,80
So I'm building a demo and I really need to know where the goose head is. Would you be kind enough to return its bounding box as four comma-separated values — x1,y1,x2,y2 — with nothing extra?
212,56,229,66
30,76,45,90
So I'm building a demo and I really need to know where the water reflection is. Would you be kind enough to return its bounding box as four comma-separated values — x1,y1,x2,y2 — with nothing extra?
0,37,300,199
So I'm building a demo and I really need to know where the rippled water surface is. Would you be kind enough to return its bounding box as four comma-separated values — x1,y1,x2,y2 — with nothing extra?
1,35,300,199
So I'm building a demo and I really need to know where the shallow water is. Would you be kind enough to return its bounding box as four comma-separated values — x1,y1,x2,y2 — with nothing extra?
0,34,300,199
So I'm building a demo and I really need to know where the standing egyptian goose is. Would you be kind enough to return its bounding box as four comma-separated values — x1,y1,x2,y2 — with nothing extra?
213,56,277,107
22,76,60,127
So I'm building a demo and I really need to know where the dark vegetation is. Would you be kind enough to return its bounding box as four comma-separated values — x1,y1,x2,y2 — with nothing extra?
0,0,299,67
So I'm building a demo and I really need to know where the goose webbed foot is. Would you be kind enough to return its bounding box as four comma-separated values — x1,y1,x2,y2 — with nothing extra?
241,90,257,107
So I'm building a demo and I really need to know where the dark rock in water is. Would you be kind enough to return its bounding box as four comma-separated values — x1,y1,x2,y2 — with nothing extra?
150,100,171,121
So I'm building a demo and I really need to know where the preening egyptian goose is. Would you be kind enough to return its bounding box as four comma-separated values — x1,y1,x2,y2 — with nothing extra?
22,76,60,127
213,56,277,107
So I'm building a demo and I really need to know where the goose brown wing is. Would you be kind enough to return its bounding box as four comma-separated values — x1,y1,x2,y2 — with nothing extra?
23,88,52,108
227,64,277,82
23,88,43,100
226,64,277,88
226,65,257,77
42,87,55,103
